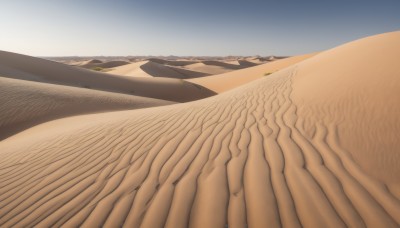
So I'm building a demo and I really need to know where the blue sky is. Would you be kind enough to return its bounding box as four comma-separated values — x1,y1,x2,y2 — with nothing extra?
0,0,399,56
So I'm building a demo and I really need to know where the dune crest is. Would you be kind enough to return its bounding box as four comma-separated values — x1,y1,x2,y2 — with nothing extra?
0,32,399,227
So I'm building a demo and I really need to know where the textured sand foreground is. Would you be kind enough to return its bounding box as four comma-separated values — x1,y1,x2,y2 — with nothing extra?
0,32,400,227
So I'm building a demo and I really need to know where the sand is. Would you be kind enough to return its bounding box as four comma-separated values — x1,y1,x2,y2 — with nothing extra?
76,60,131,69
188,53,317,93
0,31,399,227
182,60,247,75
0,76,173,140
107,60,210,79
106,58,267,78
0,51,214,102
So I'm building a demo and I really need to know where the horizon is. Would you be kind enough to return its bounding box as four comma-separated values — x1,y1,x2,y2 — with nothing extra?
1,0,399,56
39,54,290,58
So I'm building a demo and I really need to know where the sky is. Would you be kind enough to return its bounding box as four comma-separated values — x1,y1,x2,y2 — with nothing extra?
0,0,399,56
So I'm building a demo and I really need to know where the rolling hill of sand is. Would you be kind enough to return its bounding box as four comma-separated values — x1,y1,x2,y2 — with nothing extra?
0,51,214,102
0,76,173,140
0,31,399,227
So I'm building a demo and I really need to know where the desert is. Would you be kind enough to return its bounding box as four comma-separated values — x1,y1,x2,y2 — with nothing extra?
0,1,399,227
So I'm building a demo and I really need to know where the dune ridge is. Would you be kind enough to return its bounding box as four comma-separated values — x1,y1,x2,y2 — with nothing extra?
0,31,399,227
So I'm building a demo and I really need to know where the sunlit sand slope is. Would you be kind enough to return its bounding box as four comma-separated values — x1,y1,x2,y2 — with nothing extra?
292,31,400,186
0,32,399,227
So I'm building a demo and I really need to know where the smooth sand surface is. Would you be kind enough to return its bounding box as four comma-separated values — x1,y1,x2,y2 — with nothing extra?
188,53,316,93
0,51,214,102
0,31,399,227
0,76,173,139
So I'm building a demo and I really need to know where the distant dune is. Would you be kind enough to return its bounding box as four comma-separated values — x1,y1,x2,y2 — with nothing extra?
188,52,316,93
106,58,268,78
146,58,198,66
0,31,399,227
182,60,246,75
86,59,103,64
73,59,130,69
237,59,259,67
107,60,210,79
179,62,233,75
0,51,214,102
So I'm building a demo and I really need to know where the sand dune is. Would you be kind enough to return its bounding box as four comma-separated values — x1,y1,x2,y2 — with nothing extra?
106,61,154,77
180,60,250,75
237,59,259,67
201,60,244,69
147,58,198,66
108,60,210,79
246,56,286,64
107,58,268,78
66,59,131,72
85,59,102,64
0,76,173,140
180,62,238,75
74,60,130,69
293,31,400,185
174,59,269,75
188,52,316,93
0,31,399,227
61,59,104,67
0,51,214,102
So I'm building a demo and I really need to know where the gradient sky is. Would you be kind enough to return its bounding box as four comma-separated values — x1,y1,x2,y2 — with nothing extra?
0,0,399,56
